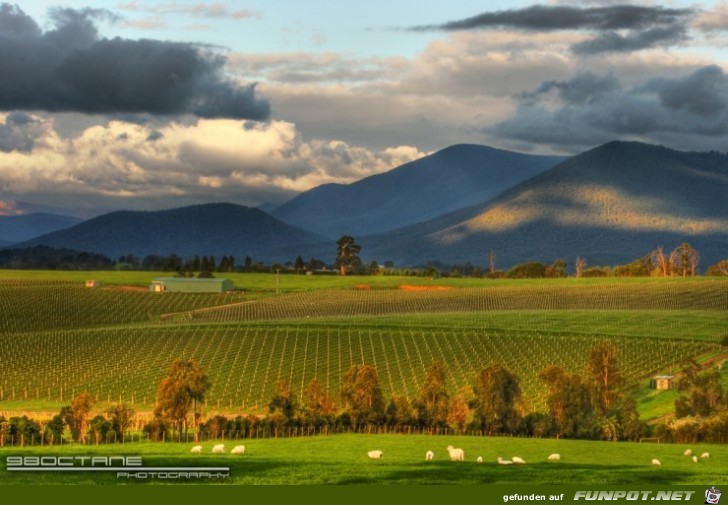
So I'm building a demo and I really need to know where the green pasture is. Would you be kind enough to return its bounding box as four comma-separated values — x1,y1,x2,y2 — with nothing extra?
1,434,726,485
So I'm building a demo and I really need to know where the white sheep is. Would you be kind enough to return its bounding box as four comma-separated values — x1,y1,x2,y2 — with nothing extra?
476,456,483,464
684,449,693,457
511,456,526,464
425,450,434,461
190,445,202,453
651,459,661,465
446,445,464,462
367,450,383,459
701,452,710,459
548,453,560,461
231,445,246,455
212,444,225,454
497,457,514,465
692,455,698,463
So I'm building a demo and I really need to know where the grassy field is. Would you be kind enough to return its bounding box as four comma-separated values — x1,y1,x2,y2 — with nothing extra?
1,434,726,485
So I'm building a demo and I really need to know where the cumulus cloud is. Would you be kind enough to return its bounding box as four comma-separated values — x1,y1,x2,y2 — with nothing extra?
411,4,695,54
0,114,426,209
490,65,728,152
0,4,269,119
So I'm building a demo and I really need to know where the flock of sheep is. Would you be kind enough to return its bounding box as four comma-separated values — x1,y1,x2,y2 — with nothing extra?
651,449,710,466
366,446,558,465
190,444,246,454
189,444,712,467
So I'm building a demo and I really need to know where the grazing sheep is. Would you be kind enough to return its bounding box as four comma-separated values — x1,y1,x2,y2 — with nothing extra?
425,450,434,461
684,449,693,457
367,450,383,459
548,453,560,461
212,444,225,454
476,456,483,464
190,445,202,453
692,455,698,463
231,445,246,455
701,452,710,459
446,445,465,462
651,459,661,465
497,457,514,465
511,456,526,464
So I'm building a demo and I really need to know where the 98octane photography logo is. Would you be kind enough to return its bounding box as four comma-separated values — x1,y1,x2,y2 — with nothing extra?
6,456,230,480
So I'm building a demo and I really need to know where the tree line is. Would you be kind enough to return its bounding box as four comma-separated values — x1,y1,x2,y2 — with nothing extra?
5,341,725,446
1,239,726,277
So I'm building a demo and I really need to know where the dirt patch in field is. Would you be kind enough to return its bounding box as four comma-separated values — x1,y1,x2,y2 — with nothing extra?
353,284,372,290
398,285,454,291
106,285,148,292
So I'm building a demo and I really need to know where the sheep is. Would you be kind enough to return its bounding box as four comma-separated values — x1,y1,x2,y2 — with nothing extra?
684,449,693,457
425,450,434,461
547,453,561,461
367,450,383,459
231,445,246,455
692,455,698,463
476,456,483,464
651,459,661,465
497,457,514,465
190,445,202,454
511,456,526,464
701,452,710,459
212,444,225,454
446,445,464,462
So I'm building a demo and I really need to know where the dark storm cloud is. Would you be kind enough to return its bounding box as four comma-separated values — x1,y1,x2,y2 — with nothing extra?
0,4,270,119
411,4,694,54
491,66,728,151
571,25,689,54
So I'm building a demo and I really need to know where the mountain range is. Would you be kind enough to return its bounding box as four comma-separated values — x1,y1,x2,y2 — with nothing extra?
14,204,328,262
271,144,563,238
362,141,728,267
5,141,728,269
0,213,83,245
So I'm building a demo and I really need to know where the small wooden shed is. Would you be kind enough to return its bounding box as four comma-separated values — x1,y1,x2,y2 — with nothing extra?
650,375,675,390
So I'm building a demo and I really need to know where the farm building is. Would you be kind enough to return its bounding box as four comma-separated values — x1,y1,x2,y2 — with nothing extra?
650,375,675,390
149,277,234,293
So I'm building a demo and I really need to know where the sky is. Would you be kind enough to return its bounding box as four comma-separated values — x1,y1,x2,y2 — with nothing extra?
1,0,727,214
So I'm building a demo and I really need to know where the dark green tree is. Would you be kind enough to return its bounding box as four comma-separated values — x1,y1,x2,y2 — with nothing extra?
336,236,362,276
538,365,594,439
268,378,298,426
472,364,522,435
107,403,136,441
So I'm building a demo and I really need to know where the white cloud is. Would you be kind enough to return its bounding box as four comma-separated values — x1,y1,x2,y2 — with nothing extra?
0,113,427,209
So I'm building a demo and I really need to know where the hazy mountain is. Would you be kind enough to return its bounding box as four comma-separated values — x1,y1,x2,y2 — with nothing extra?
361,141,728,269
271,144,564,238
16,203,330,261
0,200,107,219
0,213,83,244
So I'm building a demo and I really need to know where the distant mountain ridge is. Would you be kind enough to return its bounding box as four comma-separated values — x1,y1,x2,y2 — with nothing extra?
0,213,83,244
271,144,564,238
15,203,330,261
361,141,728,268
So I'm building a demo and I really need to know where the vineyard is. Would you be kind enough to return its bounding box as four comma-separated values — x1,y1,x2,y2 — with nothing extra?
0,275,726,415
